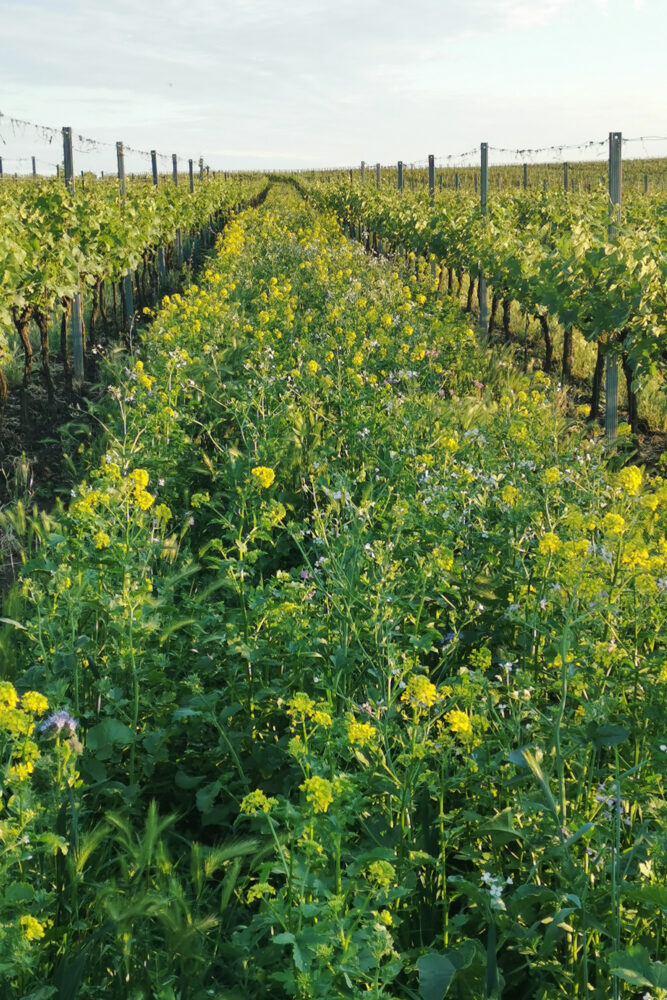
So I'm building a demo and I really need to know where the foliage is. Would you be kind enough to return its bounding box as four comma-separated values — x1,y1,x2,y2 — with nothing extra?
0,184,666,998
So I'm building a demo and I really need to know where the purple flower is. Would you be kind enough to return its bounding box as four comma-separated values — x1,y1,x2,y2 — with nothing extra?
38,710,78,737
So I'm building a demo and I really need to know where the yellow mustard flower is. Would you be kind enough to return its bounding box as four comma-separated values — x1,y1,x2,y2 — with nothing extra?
347,719,376,747
94,531,110,549
365,860,396,888
401,675,439,712
501,485,519,505
445,709,473,738
603,513,625,536
0,682,18,710
300,775,334,813
20,691,48,715
20,916,45,942
240,789,277,815
538,533,562,556
250,466,276,489
616,466,642,496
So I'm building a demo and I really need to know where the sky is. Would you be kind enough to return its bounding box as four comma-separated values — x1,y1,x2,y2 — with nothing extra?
0,0,665,173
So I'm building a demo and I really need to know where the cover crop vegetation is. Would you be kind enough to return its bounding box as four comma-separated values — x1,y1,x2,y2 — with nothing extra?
0,174,266,402
0,184,666,999
303,178,667,433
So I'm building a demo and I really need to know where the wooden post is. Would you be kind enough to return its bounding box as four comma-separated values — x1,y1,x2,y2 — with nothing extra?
376,162,380,189
199,157,204,182
189,159,194,193
116,141,126,200
563,162,568,193
428,154,435,206
63,127,74,190
478,143,488,335
361,161,365,185
172,154,182,267
606,131,622,441
0,157,3,179
398,161,403,191
71,287,85,387
523,163,527,189
151,150,158,186
32,156,37,177
455,172,459,190
116,142,134,330
644,173,648,194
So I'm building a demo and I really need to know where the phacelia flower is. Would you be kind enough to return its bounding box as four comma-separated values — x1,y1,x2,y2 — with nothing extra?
38,710,78,737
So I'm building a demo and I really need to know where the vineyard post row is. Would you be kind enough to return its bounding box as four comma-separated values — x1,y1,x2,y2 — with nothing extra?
59,125,208,387
352,132,624,440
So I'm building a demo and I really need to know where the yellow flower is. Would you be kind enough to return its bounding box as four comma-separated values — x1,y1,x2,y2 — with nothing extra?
445,708,473,738
134,490,155,511
602,513,625,536
0,682,19,709
94,530,110,549
287,692,315,720
20,691,48,715
129,468,150,489
311,707,333,728
622,544,650,570
365,860,396,888
246,882,276,903
305,359,319,375
8,761,34,782
347,719,376,747
250,466,275,489
0,707,33,736
300,775,334,813
538,533,561,556
543,467,560,486
501,485,519,505
20,916,45,942
616,466,642,496
240,789,277,815
401,675,439,712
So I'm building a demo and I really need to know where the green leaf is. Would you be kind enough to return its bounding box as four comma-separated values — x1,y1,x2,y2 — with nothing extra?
86,718,134,751
196,780,222,814
417,953,457,1000
587,723,630,748
4,882,35,904
272,933,296,945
